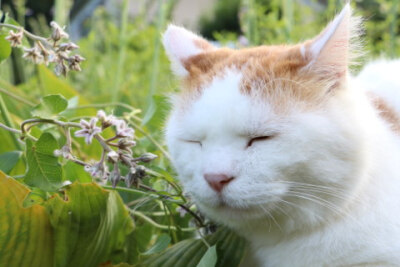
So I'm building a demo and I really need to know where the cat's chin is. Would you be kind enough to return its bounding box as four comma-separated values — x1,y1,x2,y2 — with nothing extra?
195,198,274,227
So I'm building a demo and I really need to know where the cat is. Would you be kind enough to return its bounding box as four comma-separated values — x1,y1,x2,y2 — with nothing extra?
163,4,400,266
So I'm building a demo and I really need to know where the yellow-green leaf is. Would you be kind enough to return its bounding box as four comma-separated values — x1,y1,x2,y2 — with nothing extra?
31,94,68,119
0,34,11,63
45,182,135,267
0,171,54,267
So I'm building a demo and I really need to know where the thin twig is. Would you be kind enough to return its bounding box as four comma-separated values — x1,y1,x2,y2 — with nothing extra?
0,23,50,45
0,87,36,106
130,210,197,232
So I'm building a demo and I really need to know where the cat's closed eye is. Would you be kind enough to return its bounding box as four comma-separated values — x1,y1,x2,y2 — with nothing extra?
182,139,202,147
247,135,274,147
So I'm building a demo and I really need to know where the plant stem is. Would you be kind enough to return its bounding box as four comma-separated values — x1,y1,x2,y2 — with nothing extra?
130,210,197,232
0,23,50,45
0,122,37,141
0,87,35,106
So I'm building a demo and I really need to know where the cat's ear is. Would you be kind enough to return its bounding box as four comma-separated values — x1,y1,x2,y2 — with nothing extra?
302,4,358,83
163,24,215,77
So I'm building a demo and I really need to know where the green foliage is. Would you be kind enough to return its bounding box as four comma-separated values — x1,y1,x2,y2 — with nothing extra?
31,94,68,119
141,228,247,267
0,34,12,63
0,151,22,173
25,133,63,191
0,171,134,267
0,1,398,266
45,182,134,267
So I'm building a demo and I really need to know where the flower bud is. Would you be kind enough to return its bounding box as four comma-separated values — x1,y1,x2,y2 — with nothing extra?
138,153,157,163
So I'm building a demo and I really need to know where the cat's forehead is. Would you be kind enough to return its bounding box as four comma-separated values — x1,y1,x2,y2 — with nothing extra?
176,44,324,113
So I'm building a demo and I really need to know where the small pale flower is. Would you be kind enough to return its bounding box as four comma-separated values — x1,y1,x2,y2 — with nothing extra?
22,46,43,64
84,163,108,178
68,55,85,72
108,168,121,188
74,118,102,144
5,28,24,47
54,145,71,159
118,138,136,153
58,42,79,51
50,21,69,41
107,150,119,163
97,110,116,129
54,60,68,76
115,119,134,138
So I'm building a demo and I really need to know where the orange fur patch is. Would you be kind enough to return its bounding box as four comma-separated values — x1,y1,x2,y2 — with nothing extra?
368,93,400,134
180,44,339,113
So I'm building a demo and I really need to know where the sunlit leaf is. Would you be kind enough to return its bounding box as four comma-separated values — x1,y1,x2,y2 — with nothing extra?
142,234,171,255
196,245,217,267
0,34,11,63
0,150,22,174
24,133,63,191
45,182,135,267
0,171,54,267
31,94,68,118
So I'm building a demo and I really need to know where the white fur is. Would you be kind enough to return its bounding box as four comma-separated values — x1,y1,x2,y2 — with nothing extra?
166,64,400,266
163,24,212,76
164,7,400,267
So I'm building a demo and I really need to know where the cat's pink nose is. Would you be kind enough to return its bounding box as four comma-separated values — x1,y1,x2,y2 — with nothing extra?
204,173,234,192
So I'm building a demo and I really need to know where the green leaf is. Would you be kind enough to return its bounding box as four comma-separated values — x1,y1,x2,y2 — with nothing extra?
196,245,217,267
142,234,171,255
0,34,12,63
0,171,54,267
63,160,92,183
0,151,22,174
31,94,68,118
44,182,134,267
140,228,247,267
0,172,135,267
24,133,63,191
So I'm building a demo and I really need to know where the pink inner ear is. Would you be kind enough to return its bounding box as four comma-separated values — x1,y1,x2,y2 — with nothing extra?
306,4,351,70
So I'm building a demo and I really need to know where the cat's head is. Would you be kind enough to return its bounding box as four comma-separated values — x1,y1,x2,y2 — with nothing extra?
163,5,368,231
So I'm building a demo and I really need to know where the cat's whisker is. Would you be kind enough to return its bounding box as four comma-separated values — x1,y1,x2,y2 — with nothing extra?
286,190,350,218
259,204,283,232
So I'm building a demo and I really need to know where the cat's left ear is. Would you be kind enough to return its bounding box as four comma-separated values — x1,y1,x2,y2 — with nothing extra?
163,25,215,77
302,4,358,82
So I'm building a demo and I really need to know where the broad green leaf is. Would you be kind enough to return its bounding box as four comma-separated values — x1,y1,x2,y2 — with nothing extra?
31,94,68,118
140,228,247,267
0,171,54,267
44,182,135,267
196,245,217,267
24,133,63,191
142,234,171,255
0,151,22,174
0,34,12,63
63,160,92,183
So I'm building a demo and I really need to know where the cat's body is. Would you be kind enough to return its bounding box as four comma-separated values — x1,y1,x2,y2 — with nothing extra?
163,5,400,266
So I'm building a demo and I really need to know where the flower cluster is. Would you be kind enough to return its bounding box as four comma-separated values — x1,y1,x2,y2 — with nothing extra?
4,21,84,76
54,110,157,188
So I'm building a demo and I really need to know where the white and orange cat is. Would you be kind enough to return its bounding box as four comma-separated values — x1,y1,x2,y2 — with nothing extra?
163,4,400,266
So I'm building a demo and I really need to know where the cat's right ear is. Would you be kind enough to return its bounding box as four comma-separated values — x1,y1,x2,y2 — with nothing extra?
163,25,215,77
